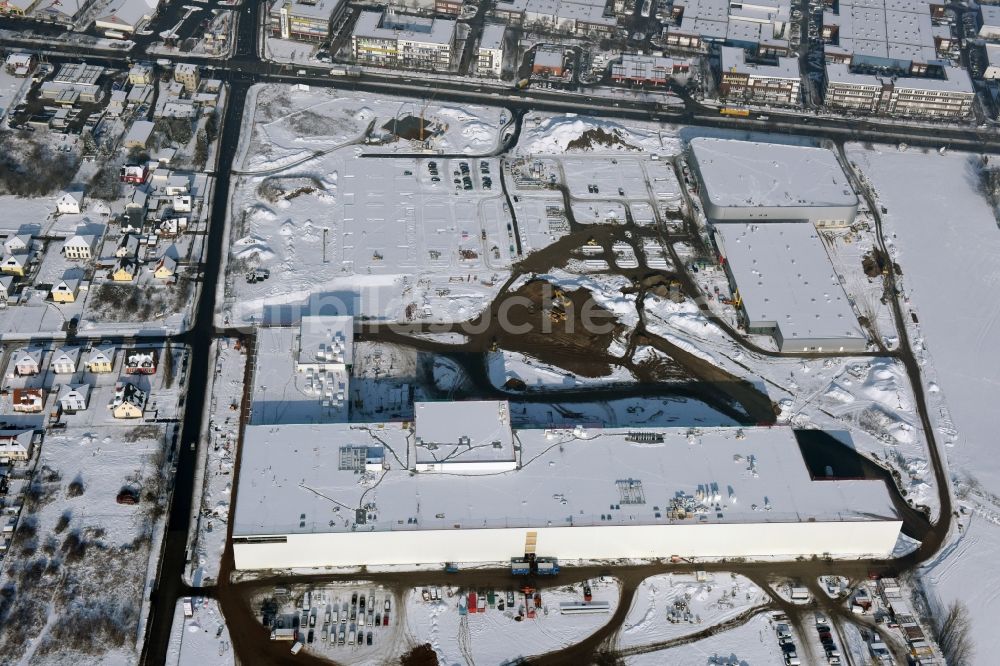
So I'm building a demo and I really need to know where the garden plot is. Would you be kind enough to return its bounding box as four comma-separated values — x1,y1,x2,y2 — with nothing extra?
619,572,766,651
0,425,171,664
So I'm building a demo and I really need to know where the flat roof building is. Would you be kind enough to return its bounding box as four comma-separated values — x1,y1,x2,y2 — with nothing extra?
611,54,689,86
476,23,506,78
351,10,456,70
663,0,792,53
825,62,974,118
493,0,618,37
718,45,801,106
688,137,858,226
714,222,867,352
981,5,1000,41
269,0,346,42
232,419,901,570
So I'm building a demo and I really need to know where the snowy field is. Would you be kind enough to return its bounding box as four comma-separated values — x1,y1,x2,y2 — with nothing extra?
618,572,766,651
224,85,514,328
625,611,785,665
0,425,171,664
488,349,635,389
405,579,620,664
515,114,679,156
847,144,1000,665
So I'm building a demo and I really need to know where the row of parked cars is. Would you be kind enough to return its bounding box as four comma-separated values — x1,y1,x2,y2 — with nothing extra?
775,612,842,664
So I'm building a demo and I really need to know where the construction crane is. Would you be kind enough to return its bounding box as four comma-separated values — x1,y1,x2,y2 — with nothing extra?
419,90,439,143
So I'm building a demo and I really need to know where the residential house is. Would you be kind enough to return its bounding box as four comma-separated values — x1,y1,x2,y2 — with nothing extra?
12,388,44,413
51,279,81,303
56,191,84,214
125,349,158,375
111,259,137,282
62,234,97,260
115,234,140,259
1,253,28,277
123,120,154,150
120,164,148,184
50,347,80,374
110,382,146,419
153,255,177,280
12,348,41,376
57,384,90,412
0,430,35,462
85,346,116,373
3,235,30,255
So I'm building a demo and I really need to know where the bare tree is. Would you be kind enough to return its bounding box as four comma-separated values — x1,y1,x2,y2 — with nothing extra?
936,600,974,665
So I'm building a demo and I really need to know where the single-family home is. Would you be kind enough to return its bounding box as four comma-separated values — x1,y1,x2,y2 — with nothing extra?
1,253,28,277
62,234,97,260
12,348,42,376
57,384,90,412
120,164,148,185
49,347,80,374
0,430,35,462
125,349,158,375
115,234,140,259
123,120,154,150
152,255,177,280
56,191,84,215
51,279,81,303
110,382,146,419
3,235,30,255
158,217,187,236
12,388,44,413
85,346,116,373
111,259,137,282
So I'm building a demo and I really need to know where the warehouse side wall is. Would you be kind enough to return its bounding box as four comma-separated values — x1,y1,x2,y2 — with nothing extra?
233,520,902,570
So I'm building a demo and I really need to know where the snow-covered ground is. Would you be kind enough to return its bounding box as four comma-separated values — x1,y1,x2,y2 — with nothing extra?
0,425,172,664
187,338,245,586
488,348,635,389
625,611,785,665
515,113,679,156
405,579,620,664
165,597,233,666
846,143,1000,664
618,572,766,651
223,85,513,329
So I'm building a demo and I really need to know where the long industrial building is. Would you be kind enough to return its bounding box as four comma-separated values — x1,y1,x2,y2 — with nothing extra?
688,137,858,226
714,222,868,352
232,401,901,570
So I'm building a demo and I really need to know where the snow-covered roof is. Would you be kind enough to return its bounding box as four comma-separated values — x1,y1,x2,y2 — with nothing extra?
96,0,158,29
534,47,564,69
690,138,858,211
269,0,344,20
298,315,353,367
353,10,456,45
715,222,867,346
57,384,91,402
413,400,515,467
233,424,900,537
720,46,799,81
479,23,505,50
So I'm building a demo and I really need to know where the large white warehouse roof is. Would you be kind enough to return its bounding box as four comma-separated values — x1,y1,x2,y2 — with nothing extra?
716,222,867,351
690,137,858,219
233,422,897,540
